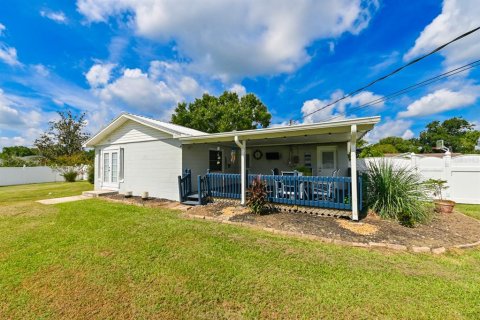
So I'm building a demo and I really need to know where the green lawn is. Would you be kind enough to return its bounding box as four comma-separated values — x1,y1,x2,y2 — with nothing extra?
0,183,479,319
456,204,480,220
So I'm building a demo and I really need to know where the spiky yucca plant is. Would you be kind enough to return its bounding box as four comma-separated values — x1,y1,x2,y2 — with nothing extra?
366,160,431,227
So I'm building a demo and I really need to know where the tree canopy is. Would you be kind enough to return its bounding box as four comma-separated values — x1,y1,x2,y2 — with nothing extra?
360,117,479,157
419,117,480,153
34,111,90,161
171,91,271,133
0,146,38,158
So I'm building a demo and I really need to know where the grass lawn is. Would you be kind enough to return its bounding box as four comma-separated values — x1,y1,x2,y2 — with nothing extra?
0,183,479,319
456,204,480,220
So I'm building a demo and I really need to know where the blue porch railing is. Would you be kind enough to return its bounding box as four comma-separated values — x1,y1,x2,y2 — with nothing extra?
201,172,363,211
177,169,192,202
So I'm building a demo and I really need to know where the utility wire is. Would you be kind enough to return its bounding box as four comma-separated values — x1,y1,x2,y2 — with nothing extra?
301,26,480,120
314,59,480,123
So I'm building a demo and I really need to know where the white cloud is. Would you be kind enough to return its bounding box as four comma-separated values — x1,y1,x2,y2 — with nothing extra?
0,44,20,66
40,10,68,24
229,84,246,97
302,89,384,123
85,63,115,87
364,119,413,143
398,88,477,118
0,23,5,36
77,0,378,79
404,0,480,68
85,60,208,119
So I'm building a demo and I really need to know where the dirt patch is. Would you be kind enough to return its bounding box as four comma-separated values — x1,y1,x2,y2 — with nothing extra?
337,219,378,235
102,194,189,211
189,202,480,248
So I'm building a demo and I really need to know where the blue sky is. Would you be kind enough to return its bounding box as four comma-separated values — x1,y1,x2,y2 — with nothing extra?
0,0,479,148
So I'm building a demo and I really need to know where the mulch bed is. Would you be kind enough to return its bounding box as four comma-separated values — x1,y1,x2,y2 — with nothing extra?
188,202,480,249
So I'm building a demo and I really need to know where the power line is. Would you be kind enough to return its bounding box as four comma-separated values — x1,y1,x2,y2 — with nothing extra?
301,26,480,120
313,59,480,123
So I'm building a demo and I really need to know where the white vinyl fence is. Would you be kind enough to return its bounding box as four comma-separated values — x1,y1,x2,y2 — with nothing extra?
358,153,480,204
0,166,87,187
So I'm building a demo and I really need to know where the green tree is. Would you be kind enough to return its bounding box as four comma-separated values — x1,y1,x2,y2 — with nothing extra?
34,111,90,160
0,146,38,158
419,117,479,153
171,91,271,133
377,137,419,153
359,144,398,158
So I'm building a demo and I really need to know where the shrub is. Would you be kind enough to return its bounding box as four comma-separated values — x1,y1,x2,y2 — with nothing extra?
365,160,431,227
61,170,78,182
87,165,94,184
246,176,270,214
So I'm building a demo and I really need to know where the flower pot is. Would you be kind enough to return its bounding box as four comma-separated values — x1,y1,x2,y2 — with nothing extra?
434,199,455,213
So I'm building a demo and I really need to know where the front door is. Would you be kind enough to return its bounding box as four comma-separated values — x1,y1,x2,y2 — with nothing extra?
102,149,119,189
316,146,337,176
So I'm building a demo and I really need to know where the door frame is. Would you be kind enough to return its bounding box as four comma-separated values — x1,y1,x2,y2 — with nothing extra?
316,146,337,176
101,147,120,189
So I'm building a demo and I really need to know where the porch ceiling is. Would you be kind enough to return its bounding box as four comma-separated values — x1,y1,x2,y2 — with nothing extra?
180,116,380,145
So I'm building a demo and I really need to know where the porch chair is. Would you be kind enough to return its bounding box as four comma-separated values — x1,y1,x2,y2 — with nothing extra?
311,169,338,201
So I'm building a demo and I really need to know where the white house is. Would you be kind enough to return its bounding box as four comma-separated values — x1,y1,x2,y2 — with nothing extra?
85,113,380,220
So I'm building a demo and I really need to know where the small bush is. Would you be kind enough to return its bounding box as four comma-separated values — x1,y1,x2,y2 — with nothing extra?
366,160,431,227
87,165,94,184
246,176,270,214
62,170,78,182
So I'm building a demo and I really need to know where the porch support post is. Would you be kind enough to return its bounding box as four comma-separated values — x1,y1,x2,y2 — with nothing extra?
234,136,247,205
350,124,358,221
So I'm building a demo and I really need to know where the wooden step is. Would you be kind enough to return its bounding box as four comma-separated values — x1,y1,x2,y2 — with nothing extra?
187,193,199,200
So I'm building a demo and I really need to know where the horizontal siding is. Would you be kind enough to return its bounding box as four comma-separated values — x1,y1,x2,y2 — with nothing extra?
95,140,183,200
98,120,172,145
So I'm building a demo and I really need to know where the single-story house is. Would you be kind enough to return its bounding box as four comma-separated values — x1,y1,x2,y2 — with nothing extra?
84,113,380,220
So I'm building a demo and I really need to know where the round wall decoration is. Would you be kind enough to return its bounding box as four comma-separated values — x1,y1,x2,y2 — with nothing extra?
253,149,263,160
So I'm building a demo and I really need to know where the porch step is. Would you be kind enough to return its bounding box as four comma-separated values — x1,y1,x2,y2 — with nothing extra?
82,190,118,198
186,193,199,201
181,200,200,206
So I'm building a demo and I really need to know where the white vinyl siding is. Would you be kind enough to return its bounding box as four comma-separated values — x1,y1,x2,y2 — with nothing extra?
98,120,172,145
115,139,183,201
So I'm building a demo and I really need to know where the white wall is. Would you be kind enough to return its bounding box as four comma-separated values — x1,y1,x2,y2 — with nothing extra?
0,167,64,186
358,154,480,204
95,119,183,201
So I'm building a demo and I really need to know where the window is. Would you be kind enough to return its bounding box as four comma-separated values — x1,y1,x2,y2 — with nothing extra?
103,153,109,182
119,148,124,181
111,152,118,182
209,150,222,172
97,151,101,178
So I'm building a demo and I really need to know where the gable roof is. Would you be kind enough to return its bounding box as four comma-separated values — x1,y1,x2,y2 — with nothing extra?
84,113,206,147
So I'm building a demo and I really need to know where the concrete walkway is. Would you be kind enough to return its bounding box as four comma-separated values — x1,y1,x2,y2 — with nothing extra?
36,195,90,205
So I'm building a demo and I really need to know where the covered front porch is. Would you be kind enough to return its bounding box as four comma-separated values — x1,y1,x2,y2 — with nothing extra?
179,117,380,220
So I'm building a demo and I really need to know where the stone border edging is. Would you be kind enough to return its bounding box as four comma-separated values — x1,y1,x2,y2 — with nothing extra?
182,213,480,254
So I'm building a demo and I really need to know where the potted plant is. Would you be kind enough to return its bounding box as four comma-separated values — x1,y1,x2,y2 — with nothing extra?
425,179,455,213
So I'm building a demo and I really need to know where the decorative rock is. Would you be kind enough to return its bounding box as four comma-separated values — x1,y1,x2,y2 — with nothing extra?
411,246,431,253
386,243,408,251
369,242,387,248
431,247,446,254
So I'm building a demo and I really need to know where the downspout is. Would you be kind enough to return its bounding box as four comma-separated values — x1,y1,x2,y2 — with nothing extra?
234,136,247,205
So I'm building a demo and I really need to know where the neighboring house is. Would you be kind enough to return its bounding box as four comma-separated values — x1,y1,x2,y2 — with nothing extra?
84,113,380,220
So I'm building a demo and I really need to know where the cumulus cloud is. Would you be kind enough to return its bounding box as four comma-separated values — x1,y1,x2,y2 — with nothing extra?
87,60,206,119
302,89,384,123
364,119,413,143
40,10,68,24
0,44,20,66
229,84,247,97
398,88,477,118
85,63,115,87
77,0,378,79
0,23,5,36
404,0,480,68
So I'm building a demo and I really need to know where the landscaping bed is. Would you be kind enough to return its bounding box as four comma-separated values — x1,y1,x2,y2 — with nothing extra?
188,202,480,249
